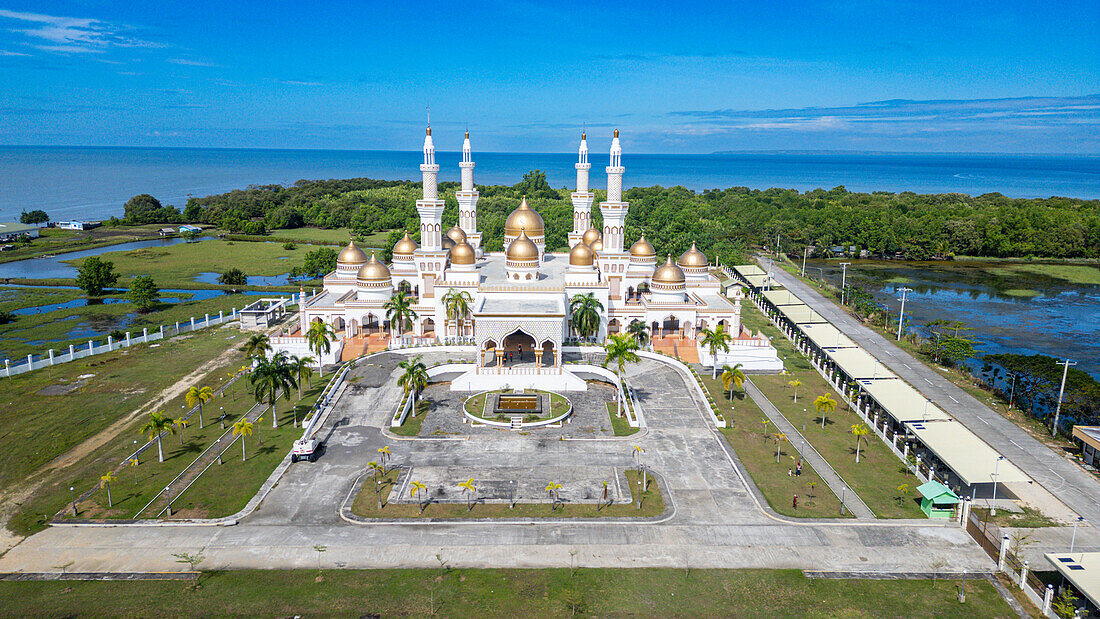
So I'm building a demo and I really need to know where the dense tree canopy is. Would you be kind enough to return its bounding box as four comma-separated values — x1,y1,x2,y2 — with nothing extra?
124,194,181,224
127,275,160,312
19,209,49,225
181,177,1100,261
75,256,118,296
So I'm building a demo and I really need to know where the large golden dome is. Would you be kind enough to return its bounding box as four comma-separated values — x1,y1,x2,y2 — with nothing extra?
392,232,418,256
449,239,475,265
356,252,391,282
338,241,368,265
505,197,545,237
678,242,708,268
629,235,656,258
442,236,456,251
589,236,603,253
445,225,467,245
652,255,686,284
582,226,601,247
569,240,595,266
506,229,539,261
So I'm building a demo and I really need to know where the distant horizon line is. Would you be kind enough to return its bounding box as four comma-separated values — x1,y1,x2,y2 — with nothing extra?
1,144,1097,158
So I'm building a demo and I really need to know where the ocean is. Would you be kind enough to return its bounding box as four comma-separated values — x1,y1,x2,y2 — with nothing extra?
1,146,1098,222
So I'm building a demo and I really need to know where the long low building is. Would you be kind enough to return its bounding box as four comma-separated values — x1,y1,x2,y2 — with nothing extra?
799,321,858,351
904,419,1028,487
1046,552,1100,613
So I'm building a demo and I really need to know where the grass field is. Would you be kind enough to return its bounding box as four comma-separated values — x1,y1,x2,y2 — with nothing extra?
352,469,662,519
391,398,429,437
606,402,641,436
0,291,252,362
0,568,1014,617
0,285,83,314
0,225,170,264
740,306,925,519
989,262,1100,285
2,325,245,535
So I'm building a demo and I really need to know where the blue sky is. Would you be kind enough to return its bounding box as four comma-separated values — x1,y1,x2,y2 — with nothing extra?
0,1,1097,153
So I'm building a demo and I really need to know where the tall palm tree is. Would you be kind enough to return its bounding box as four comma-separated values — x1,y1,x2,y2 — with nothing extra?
139,411,175,463
787,379,803,404
367,461,385,508
459,478,476,512
442,288,473,338
545,481,563,510
398,356,430,406
384,292,418,343
700,325,733,378
814,394,837,429
410,480,429,514
232,418,253,461
851,423,870,463
100,471,117,508
243,333,271,360
774,432,787,463
569,293,603,341
250,352,298,428
174,418,189,445
288,355,315,400
306,321,335,377
720,363,746,400
377,446,391,473
185,385,214,429
603,334,640,417
626,320,649,348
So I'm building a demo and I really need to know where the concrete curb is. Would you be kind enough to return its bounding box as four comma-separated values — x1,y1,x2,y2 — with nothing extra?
0,571,199,581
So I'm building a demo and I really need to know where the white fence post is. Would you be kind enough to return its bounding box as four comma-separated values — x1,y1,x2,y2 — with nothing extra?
160,324,165,338
4,359,10,377
107,335,113,351
48,349,55,365
1043,584,1054,615
219,310,223,320
68,344,75,360
26,354,33,371
1020,560,1029,589
190,317,195,329
88,340,94,354
125,332,131,347
998,534,1010,572
142,327,148,341
176,321,180,332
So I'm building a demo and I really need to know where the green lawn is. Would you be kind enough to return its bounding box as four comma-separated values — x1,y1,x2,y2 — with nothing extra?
741,306,925,519
0,292,254,362
606,402,641,436
0,568,1014,617
3,326,246,535
0,225,168,264
0,285,82,314
988,262,1100,285
391,398,429,437
700,376,846,519
352,469,663,519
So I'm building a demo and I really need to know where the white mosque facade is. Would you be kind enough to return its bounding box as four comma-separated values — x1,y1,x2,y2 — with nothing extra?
273,127,780,387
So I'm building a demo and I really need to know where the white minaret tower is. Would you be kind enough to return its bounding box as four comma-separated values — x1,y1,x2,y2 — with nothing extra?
568,131,595,248
413,115,448,298
456,129,482,254
598,129,631,300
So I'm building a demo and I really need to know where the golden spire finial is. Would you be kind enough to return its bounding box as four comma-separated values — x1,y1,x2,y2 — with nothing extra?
614,128,619,138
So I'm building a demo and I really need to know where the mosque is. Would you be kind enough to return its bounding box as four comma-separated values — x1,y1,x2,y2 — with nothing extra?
274,126,778,385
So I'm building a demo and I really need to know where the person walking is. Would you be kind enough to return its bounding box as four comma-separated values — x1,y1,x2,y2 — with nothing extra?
793,495,799,509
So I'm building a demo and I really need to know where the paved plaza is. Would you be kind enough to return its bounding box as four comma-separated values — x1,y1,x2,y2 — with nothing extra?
0,351,999,574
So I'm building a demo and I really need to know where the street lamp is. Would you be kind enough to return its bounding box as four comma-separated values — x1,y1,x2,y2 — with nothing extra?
801,246,810,277
70,486,77,517
1071,516,1085,552
802,408,808,431
896,287,913,341
839,262,851,290
990,456,1004,517
1051,359,1077,437
165,486,173,517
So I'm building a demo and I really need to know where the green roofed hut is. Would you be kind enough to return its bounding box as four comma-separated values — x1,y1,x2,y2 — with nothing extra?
916,480,959,519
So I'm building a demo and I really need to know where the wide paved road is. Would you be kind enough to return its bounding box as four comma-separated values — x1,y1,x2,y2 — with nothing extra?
0,353,993,574
762,258,1100,527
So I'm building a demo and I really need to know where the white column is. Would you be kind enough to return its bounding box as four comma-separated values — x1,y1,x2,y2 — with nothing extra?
1020,561,1029,589
998,534,1010,571
1043,585,1054,615
48,349,55,365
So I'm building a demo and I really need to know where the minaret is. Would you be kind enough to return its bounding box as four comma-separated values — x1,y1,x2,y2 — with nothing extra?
413,119,447,299
600,129,629,253
568,131,595,248
456,129,482,254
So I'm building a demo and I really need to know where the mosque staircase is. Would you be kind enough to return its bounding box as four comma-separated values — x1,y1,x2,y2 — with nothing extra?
652,336,700,363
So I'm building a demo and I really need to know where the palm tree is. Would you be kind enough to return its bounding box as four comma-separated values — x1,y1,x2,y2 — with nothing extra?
442,288,473,338
384,292,418,342
410,480,429,513
545,481,563,510
139,411,175,463
250,352,298,428
569,293,603,341
377,446,391,473
185,385,214,429
774,432,787,463
367,461,385,508
459,478,476,512
806,480,818,505
814,394,837,429
306,321,335,377
232,418,253,461
699,325,733,378
787,379,802,404
100,471,117,508
720,363,746,400
603,334,639,417
288,355,315,401
760,418,771,443
851,423,870,463
174,418,190,445
398,355,430,407
895,483,911,506
243,333,271,360
626,320,649,348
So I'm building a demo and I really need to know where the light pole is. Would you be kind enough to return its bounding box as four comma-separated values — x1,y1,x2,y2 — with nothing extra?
70,486,77,517
896,287,913,341
990,456,1004,517
801,246,810,277
802,408,808,431
840,485,847,515
165,486,173,517
1051,359,1077,437
1008,372,1017,409
1071,516,1085,552
839,262,851,290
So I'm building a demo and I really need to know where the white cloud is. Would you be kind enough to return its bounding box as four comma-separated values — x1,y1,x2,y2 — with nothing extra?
0,8,161,54
0,49,29,56
168,58,216,67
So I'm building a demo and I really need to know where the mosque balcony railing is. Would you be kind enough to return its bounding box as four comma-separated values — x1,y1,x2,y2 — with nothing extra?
478,283,565,293
476,365,561,375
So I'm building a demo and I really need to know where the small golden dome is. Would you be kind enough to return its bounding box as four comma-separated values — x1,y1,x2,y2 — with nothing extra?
629,235,656,258
449,240,475,265
393,232,418,256
445,225,467,245
505,196,545,237
442,236,455,251
506,229,540,262
582,226,601,247
589,237,603,253
677,242,708,268
356,252,391,282
652,255,686,284
337,241,368,265
569,241,595,266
